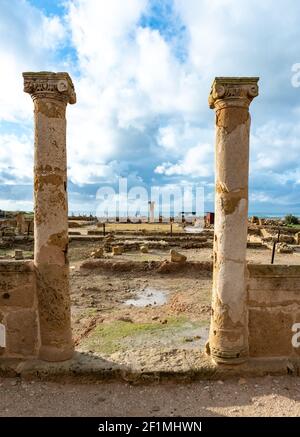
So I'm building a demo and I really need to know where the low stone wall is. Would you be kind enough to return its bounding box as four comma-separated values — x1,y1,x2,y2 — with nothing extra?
247,264,300,358
80,258,213,274
0,261,39,359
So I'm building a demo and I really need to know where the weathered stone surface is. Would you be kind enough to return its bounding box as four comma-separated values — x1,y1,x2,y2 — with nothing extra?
112,246,123,256
23,71,76,362
248,264,300,277
103,235,114,252
208,77,259,364
260,228,276,240
91,248,104,258
292,311,300,357
0,261,36,308
36,263,73,361
68,221,81,228
248,308,294,357
0,269,33,292
14,250,23,260
157,260,181,273
277,243,293,254
23,71,76,104
248,287,300,307
249,274,300,291
247,263,300,358
279,234,295,244
6,309,39,357
0,310,4,356
170,249,186,263
0,283,35,308
149,201,155,223
2,228,15,237
16,213,27,234
0,260,33,273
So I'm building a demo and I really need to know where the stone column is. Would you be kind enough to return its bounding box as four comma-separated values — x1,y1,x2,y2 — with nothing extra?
208,77,259,364
23,72,76,361
149,201,155,223
16,213,26,234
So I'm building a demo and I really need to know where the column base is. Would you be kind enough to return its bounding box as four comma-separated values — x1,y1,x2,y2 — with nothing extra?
210,345,248,365
39,343,74,362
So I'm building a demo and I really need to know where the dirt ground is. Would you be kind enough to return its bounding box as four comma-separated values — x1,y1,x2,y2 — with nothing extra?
70,221,185,234
67,239,300,360
1,232,299,361
70,260,212,356
1,227,300,417
68,238,300,264
1,376,300,417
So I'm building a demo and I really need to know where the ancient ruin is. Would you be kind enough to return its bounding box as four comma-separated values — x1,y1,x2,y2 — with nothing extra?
24,72,76,361
208,77,259,364
0,73,300,378
0,72,76,362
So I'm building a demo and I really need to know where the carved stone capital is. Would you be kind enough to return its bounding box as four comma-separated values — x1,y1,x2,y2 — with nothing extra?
209,77,259,110
23,71,76,104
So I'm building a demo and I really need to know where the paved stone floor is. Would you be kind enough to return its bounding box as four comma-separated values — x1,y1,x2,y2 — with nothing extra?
0,376,300,416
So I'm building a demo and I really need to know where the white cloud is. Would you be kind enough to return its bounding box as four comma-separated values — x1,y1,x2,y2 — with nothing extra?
251,121,300,173
0,198,33,211
0,133,33,184
155,143,213,177
134,27,200,115
1,0,300,213
67,0,147,80
0,0,66,123
64,0,206,184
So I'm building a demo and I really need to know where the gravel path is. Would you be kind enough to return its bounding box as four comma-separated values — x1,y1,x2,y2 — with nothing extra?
1,376,300,417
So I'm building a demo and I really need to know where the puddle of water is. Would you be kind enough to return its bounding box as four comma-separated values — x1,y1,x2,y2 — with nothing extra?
180,325,209,349
134,322,210,350
124,286,167,307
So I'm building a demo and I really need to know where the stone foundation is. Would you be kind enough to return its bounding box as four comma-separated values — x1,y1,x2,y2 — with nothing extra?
247,264,300,358
0,261,39,358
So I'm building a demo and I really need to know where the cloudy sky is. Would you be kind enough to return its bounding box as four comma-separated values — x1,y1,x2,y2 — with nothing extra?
1,0,300,216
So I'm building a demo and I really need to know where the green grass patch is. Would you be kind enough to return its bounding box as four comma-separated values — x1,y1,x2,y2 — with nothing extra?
80,316,208,355
81,307,99,318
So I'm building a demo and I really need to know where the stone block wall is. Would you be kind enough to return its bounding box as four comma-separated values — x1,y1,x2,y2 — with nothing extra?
0,261,40,358
247,264,300,358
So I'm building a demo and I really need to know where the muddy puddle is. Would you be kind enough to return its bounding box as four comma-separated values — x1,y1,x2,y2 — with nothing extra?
124,286,168,307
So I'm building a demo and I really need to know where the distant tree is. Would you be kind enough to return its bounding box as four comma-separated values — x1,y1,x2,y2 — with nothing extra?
285,214,299,225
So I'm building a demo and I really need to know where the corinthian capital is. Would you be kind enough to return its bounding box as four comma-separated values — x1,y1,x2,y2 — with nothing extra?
23,71,76,104
209,77,259,110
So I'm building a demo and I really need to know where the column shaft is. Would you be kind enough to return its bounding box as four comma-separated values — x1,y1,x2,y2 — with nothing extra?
23,72,76,361
208,77,259,364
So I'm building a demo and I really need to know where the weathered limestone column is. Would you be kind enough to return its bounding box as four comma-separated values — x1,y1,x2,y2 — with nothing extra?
23,72,76,361
208,77,259,364
149,201,155,223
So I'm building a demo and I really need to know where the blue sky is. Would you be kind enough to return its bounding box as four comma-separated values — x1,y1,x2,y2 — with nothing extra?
1,0,300,215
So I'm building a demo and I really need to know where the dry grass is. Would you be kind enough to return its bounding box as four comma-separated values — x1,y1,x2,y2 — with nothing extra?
103,222,183,233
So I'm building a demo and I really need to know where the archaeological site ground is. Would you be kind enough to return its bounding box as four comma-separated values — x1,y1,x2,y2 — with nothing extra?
3,0,300,428
1,74,300,390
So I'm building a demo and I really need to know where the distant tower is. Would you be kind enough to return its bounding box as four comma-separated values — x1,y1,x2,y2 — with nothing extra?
148,201,155,223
